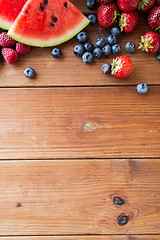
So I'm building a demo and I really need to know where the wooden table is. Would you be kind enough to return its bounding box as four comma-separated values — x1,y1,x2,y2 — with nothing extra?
0,0,160,239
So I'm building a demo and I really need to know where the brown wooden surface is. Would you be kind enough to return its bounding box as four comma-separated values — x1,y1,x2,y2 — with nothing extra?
0,0,160,238
0,159,160,235
0,87,160,159
0,1,159,87
1,237,160,240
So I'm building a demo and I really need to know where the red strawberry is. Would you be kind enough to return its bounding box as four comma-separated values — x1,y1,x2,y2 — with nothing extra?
138,31,160,54
16,42,31,54
138,0,155,13
97,3,119,28
0,32,16,47
117,0,140,11
119,12,139,33
96,0,114,4
111,56,133,79
156,0,160,5
148,6,160,31
1,48,19,64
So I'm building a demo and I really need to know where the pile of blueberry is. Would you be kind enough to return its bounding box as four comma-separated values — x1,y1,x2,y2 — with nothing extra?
73,27,136,64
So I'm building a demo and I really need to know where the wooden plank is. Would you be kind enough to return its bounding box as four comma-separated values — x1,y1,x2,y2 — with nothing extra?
71,0,94,13
0,3,159,87
0,159,160,235
0,87,160,159
0,237,160,240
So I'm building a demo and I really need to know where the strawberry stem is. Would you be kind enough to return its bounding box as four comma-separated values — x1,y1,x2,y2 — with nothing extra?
119,15,127,32
111,58,122,75
138,35,153,52
138,0,149,10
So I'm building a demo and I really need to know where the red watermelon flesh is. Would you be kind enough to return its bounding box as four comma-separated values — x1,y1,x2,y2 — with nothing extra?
0,0,27,29
8,0,90,47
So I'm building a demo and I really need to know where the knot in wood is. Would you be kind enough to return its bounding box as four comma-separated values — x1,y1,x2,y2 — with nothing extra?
113,196,125,206
81,122,98,132
117,214,129,226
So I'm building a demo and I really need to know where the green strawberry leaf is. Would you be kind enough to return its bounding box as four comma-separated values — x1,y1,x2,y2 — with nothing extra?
147,36,153,41
119,15,127,32
138,43,143,49
155,26,160,32
148,45,153,49
138,0,149,10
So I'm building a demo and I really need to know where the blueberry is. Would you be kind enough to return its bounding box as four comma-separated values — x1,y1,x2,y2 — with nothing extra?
137,83,148,95
77,31,88,44
101,63,111,74
51,48,62,58
112,44,121,55
73,44,85,56
88,14,97,25
125,41,136,53
84,42,94,52
111,26,121,36
107,35,117,46
102,44,111,56
86,0,96,9
82,52,94,63
93,47,103,58
157,53,160,61
95,37,106,49
24,67,36,79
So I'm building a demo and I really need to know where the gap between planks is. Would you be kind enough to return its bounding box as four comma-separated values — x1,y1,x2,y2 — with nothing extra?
0,157,160,161
0,235,159,238
0,84,159,89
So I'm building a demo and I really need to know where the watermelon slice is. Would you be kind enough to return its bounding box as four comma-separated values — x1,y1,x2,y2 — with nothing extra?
8,0,90,47
0,0,27,30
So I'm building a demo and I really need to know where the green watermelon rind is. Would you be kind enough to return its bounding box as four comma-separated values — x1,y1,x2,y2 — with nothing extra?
0,17,12,30
8,18,90,47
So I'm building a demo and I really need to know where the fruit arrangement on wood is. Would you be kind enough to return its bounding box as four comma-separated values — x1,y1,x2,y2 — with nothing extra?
0,0,159,89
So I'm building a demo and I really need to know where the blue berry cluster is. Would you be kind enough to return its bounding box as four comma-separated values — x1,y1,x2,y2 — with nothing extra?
73,31,93,63
73,25,137,67
73,26,123,64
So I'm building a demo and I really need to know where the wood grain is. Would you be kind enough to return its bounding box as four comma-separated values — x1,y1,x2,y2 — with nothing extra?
0,1,159,87
0,87,160,159
0,159,160,235
1,237,160,240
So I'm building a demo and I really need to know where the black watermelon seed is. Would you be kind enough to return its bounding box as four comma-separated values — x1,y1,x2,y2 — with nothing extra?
64,2,67,8
50,23,55,27
52,17,57,22
44,0,48,5
25,10,28,14
28,4,30,7
39,5,44,11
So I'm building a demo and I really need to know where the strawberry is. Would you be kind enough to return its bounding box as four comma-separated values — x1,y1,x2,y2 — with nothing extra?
138,31,160,54
96,0,114,4
16,42,31,54
119,12,139,33
138,0,156,13
1,48,19,64
156,0,160,5
117,0,140,12
0,32,16,47
111,56,133,79
97,3,119,28
148,6,160,32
